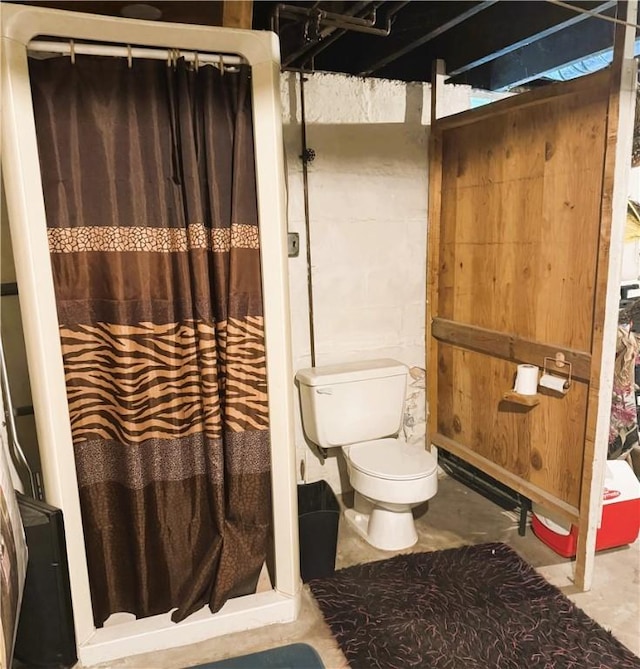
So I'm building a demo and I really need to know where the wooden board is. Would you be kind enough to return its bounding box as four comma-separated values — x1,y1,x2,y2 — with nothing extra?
429,70,609,506
222,0,253,28
427,35,635,590
436,345,589,508
575,4,638,589
432,318,591,382
437,74,608,354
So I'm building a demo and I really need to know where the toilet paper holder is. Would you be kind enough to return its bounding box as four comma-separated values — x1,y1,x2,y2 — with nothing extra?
541,353,572,391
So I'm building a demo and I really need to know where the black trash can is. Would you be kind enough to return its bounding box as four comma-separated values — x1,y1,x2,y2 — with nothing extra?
297,480,340,583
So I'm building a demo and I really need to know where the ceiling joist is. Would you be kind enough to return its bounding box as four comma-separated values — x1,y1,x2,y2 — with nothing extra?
458,5,618,90
359,0,498,76
447,0,617,78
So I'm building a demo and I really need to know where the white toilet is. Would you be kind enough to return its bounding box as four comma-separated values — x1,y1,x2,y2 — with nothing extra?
296,359,437,551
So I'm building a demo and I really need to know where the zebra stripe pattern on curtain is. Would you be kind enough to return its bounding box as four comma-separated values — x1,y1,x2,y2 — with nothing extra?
29,54,272,626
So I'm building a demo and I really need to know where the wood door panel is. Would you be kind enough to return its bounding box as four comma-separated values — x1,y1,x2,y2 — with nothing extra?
429,71,611,513
436,345,586,507
538,167,603,351
428,30,636,586
437,88,607,351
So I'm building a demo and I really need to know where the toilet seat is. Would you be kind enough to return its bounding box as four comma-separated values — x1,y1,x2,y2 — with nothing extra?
347,438,437,481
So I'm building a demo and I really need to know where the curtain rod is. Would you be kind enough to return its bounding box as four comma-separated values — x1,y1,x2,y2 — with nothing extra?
27,40,245,66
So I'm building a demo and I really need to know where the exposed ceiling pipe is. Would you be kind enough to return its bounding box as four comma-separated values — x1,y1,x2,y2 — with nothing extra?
273,1,407,66
272,2,331,40
270,3,283,35
286,1,409,69
282,1,378,68
275,3,380,30
313,16,389,36
273,2,366,34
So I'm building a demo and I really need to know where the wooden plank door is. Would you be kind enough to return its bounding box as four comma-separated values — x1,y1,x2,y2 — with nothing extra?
427,15,636,589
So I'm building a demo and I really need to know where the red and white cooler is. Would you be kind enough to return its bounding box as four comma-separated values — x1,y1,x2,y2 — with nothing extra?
531,460,640,558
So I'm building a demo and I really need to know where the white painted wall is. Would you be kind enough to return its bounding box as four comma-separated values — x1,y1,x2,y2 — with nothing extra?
280,72,474,493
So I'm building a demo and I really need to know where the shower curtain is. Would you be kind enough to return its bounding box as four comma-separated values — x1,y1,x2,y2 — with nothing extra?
29,54,271,626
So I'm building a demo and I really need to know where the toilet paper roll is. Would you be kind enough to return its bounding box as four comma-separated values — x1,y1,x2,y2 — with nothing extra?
539,373,568,394
513,364,539,395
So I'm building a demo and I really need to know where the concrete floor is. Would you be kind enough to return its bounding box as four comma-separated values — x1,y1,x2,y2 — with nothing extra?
93,475,639,669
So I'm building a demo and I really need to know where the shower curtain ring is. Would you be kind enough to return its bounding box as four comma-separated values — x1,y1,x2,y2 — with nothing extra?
219,54,224,75
69,39,75,65
127,44,133,69
194,51,199,72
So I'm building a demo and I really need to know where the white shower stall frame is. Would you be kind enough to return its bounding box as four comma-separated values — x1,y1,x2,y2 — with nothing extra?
1,3,301,665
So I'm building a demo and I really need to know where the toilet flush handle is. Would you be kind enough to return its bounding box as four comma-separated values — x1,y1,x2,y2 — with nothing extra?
316,387,333,395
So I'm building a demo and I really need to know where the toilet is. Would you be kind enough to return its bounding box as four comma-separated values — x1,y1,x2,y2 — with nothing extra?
295,358,437,551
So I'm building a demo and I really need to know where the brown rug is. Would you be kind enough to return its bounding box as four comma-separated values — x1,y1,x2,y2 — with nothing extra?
309,542,640,669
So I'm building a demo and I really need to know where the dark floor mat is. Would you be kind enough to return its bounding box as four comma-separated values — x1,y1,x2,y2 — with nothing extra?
186,642,325,669
309,542,640,669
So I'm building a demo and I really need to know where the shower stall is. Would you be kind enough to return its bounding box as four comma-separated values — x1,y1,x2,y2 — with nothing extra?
1,3,300,665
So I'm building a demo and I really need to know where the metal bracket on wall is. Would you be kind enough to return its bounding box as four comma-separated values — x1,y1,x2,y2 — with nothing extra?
301,147,316,165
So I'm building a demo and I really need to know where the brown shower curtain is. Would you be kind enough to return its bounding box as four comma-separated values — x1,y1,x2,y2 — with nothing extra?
29,55,271,626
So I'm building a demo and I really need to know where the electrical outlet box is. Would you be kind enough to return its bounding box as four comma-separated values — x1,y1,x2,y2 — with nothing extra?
288,232,300,257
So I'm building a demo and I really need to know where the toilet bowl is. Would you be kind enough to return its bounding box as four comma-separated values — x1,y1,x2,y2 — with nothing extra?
343,438,437,550
295,359,438,551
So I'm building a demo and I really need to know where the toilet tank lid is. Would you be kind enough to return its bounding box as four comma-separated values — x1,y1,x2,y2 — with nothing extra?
296,359,407,387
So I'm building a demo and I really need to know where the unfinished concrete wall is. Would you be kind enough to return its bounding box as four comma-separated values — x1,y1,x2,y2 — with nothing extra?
281,72,474,493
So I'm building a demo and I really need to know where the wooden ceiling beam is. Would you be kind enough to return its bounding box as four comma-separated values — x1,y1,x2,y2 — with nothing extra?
222,0,253,28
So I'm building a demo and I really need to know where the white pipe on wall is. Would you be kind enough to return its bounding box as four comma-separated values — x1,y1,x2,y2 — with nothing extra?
1,3,300,664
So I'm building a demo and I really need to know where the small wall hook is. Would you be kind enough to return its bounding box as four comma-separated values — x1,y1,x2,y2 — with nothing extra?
554,352,566,368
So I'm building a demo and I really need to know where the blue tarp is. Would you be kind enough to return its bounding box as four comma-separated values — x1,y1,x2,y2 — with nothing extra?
545,40,640,81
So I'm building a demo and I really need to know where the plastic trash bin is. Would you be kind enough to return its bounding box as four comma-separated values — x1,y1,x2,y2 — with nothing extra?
297,480,340,582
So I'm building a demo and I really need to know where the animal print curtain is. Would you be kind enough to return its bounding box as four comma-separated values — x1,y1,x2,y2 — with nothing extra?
29,55,271,626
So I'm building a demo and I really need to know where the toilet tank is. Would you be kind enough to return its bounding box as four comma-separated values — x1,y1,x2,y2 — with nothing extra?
295,359,408,449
